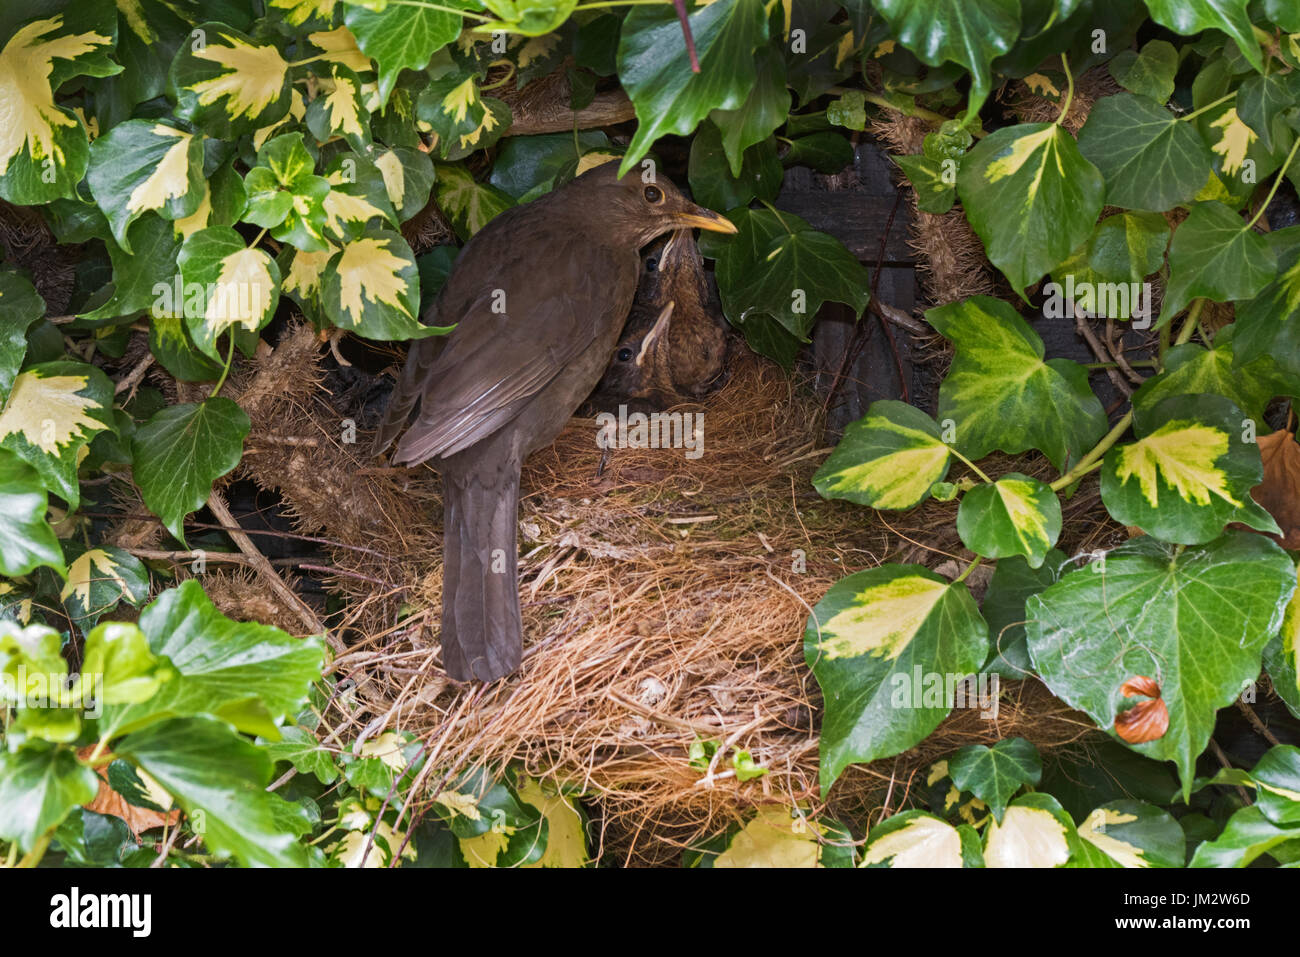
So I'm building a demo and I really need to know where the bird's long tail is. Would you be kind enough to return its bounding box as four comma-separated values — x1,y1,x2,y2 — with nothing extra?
438,455,523,681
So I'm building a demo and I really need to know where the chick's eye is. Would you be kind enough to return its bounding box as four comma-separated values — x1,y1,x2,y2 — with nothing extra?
645,256,658,272
617,348,634,362
644,185,663,203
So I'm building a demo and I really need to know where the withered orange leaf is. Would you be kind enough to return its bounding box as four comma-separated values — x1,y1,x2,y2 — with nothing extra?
1120,675,1161,700
1251,430,1300,549
1115,698,1170,743
78,747,180,838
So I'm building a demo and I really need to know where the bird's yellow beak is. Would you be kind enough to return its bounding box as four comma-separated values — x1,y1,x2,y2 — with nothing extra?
673,206,738,234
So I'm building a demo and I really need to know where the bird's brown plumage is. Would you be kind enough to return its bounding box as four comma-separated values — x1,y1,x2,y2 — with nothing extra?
374,162,735,681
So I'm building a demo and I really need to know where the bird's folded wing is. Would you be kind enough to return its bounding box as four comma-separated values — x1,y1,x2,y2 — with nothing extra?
390,242,626,464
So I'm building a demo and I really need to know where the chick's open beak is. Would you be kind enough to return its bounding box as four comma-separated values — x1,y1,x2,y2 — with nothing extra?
673,205,738,234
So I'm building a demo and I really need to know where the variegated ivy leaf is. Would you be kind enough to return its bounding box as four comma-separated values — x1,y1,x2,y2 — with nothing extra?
806,564,988,793
148,314,224,382
1101,394,1279,544
305,64,371,152
1159,202,1276,327
251,88,308,154
304,25,372,75
475,0,579,37
860,810,968,868
320,230,447,340
926,296,1107,471
956,122,1104,295
86,120,206,251
176,226,282,360
372,146,435,221
0,449,64,578
983,793,1077,868
278,244,334,320
956,474,1062,569
243,132,332,252
947,737,1042,823
107,0,199,110
1265,561,1300,720
704,805,852,869
1027,532,1296,798
344,0,463,105
0,269,46,397
269,0,340,29
416,73,512,162
0,3,119,204
59,544,150,631
435,163,515,240
171,158,247,242
321,152,398,244
0,361,114,509
1073,800,1186,868
813,400,950,510
169,22,293,135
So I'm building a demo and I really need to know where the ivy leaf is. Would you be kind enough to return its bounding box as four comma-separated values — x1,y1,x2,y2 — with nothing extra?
1266,567,1300,719
1234,243,1300,377
177,226,282,360
59,545,149,631
873,0,1020,122
243,132,332,252
709,44,790,177
416,73,512,161
1076,94,1215,212
957,474,1062,569
86,120,205,252
616,0,768,177
1056,211,1169,287
1132,326,1300,423
1246,746,1300,826
130,397,250,545
707,805,852,868
0,746,99,853
0,361,115,509
169,23,292,135
1108,39,1178,103
782,132,855,175
700,206,870,342
373,145,436,221
1237,73,1300,153
687,122,782,212
1101,394,1279,544
0,269,46,396
860,810,965,868
948,738,1043,822
106,0,197,108
1189,806,1300,867
148,315,224,382
1144,0,1262,74
305,64,371,152
926,296,1106,471
320,152,398,243
320,231,447,340
981,550,1063,679
118,716,309,867
806,564,988,794
435,163,515,240
0,450,64,577
263,725,339,785
0,2,119,204
1265,0,1300,31
813,400,951,510
475,0,578,37
956,123,1104,295
344,0,463,106
100,579,323,740
79,213,183,323
1073,800,1185,868
983,793,1076,868
78,621,167,706
894,154,956,214
1026,531,1296,798
1160,202,1276,325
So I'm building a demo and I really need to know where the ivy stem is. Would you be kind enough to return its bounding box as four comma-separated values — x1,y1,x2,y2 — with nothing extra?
16,830,53,868
1246,135,1300,231
946,445,993,484
852,89,988,139
1054,53,1075,125
1179,91,1236,123
211,334,237,398
376,0,492,21
1173,298,1206,347
1050,412,1133,491
953,558,981,584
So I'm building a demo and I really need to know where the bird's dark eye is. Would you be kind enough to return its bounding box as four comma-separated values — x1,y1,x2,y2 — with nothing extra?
645,256,658,272
644,185,663,203
617,348,634,362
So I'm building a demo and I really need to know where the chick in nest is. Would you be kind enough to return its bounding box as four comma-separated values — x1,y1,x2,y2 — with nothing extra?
586,228,731,414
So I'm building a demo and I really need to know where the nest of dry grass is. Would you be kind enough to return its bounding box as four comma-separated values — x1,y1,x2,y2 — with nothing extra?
206,323,1116,865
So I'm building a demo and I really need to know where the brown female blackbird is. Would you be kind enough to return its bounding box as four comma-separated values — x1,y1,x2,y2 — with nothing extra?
589,228,730,412
373,162,736,682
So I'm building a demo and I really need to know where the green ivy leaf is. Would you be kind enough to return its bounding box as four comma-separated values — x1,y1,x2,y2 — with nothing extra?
177,227,282,360
1189,806,1300,867
616,0,768,177
1234,243,1300,378
981,550,1063,678
710,44,790,176
0,360,115,510
806,564,988,794
148,315,224,382
100,579,323,740
1265,0,1300,31
894,153,957,214
957,122,1104,295
59,545,149,632
1144,0,1262,73
243,132,332,252
926,296,1106,471
86,119,206,252
1073,800,1185,868
1237,72,1300,153
0,746,99,853
813,400,951,510
1266,564,1300,719
1108,39,1178,103
487,131,612,201
1101,394,1278,544
1026,531,1296,798
0,269,46,399
344,0,463,105
79,621,167,706
130,397,251,544
687,122,782,211
169,23,292,135
1053,210,1169,293
435,163,515,239
118,716,309,866
873,0,1020,123
957,474,1062,569
79,213,183,323
1160,202,1276,325
1246,745,1300,826
1076,94,1215,212
475,0,578,37
0,450,64,577
782,132,855,175
948,738,1043,822
262,725,339,785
